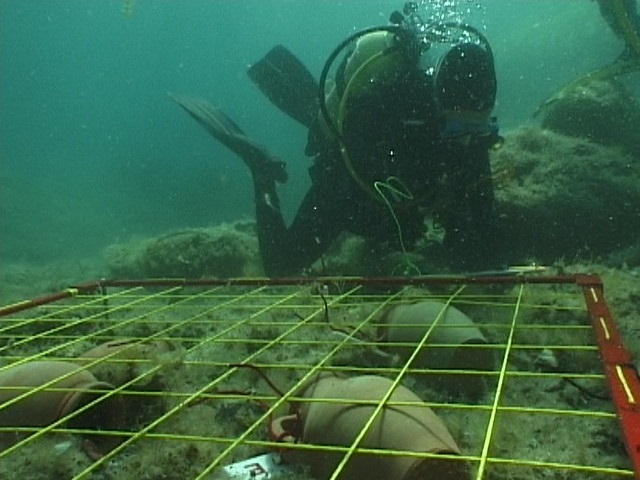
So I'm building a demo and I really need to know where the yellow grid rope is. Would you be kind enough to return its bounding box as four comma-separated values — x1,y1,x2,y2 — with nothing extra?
475,283,524,479
0,279,634,479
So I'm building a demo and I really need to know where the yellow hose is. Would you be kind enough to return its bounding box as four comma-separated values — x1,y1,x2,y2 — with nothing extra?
534,58,640,116
535,1,640,116
611,0,640,57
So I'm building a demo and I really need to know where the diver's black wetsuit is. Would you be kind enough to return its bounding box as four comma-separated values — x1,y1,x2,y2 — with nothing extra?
254,66,501,276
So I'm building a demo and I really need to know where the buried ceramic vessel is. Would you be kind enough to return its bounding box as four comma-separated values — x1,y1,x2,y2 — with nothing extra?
0,361,121,439
76,339,176,386
378,301,494,395
273,373,469,480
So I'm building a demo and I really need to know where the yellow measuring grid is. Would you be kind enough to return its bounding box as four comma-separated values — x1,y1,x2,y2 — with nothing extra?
0,277,635,480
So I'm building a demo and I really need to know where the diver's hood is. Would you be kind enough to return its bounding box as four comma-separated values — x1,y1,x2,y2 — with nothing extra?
435,42,497,115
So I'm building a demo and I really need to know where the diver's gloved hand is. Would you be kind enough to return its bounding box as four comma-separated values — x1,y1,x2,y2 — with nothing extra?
168,92,288,184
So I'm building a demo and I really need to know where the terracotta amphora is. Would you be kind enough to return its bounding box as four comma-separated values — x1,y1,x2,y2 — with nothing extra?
273,373,469,480
378,301,494,397
0,360,121,446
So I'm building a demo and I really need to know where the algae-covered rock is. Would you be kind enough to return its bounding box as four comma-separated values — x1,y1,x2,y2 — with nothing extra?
540,79,640,159
492,126,640,263
105,222,262,278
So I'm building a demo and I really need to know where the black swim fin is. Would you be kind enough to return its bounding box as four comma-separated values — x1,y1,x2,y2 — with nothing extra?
248,45,319,129
168,92,288,184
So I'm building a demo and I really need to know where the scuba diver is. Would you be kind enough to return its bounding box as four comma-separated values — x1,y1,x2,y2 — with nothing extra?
595,0,640,59
171,2,503,277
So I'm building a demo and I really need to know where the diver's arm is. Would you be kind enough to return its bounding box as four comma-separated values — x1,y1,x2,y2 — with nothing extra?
440,142,501,271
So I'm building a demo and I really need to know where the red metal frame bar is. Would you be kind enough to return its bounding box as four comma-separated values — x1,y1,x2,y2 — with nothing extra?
0,274,584,317
578,276,640,479
0,287,85,317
